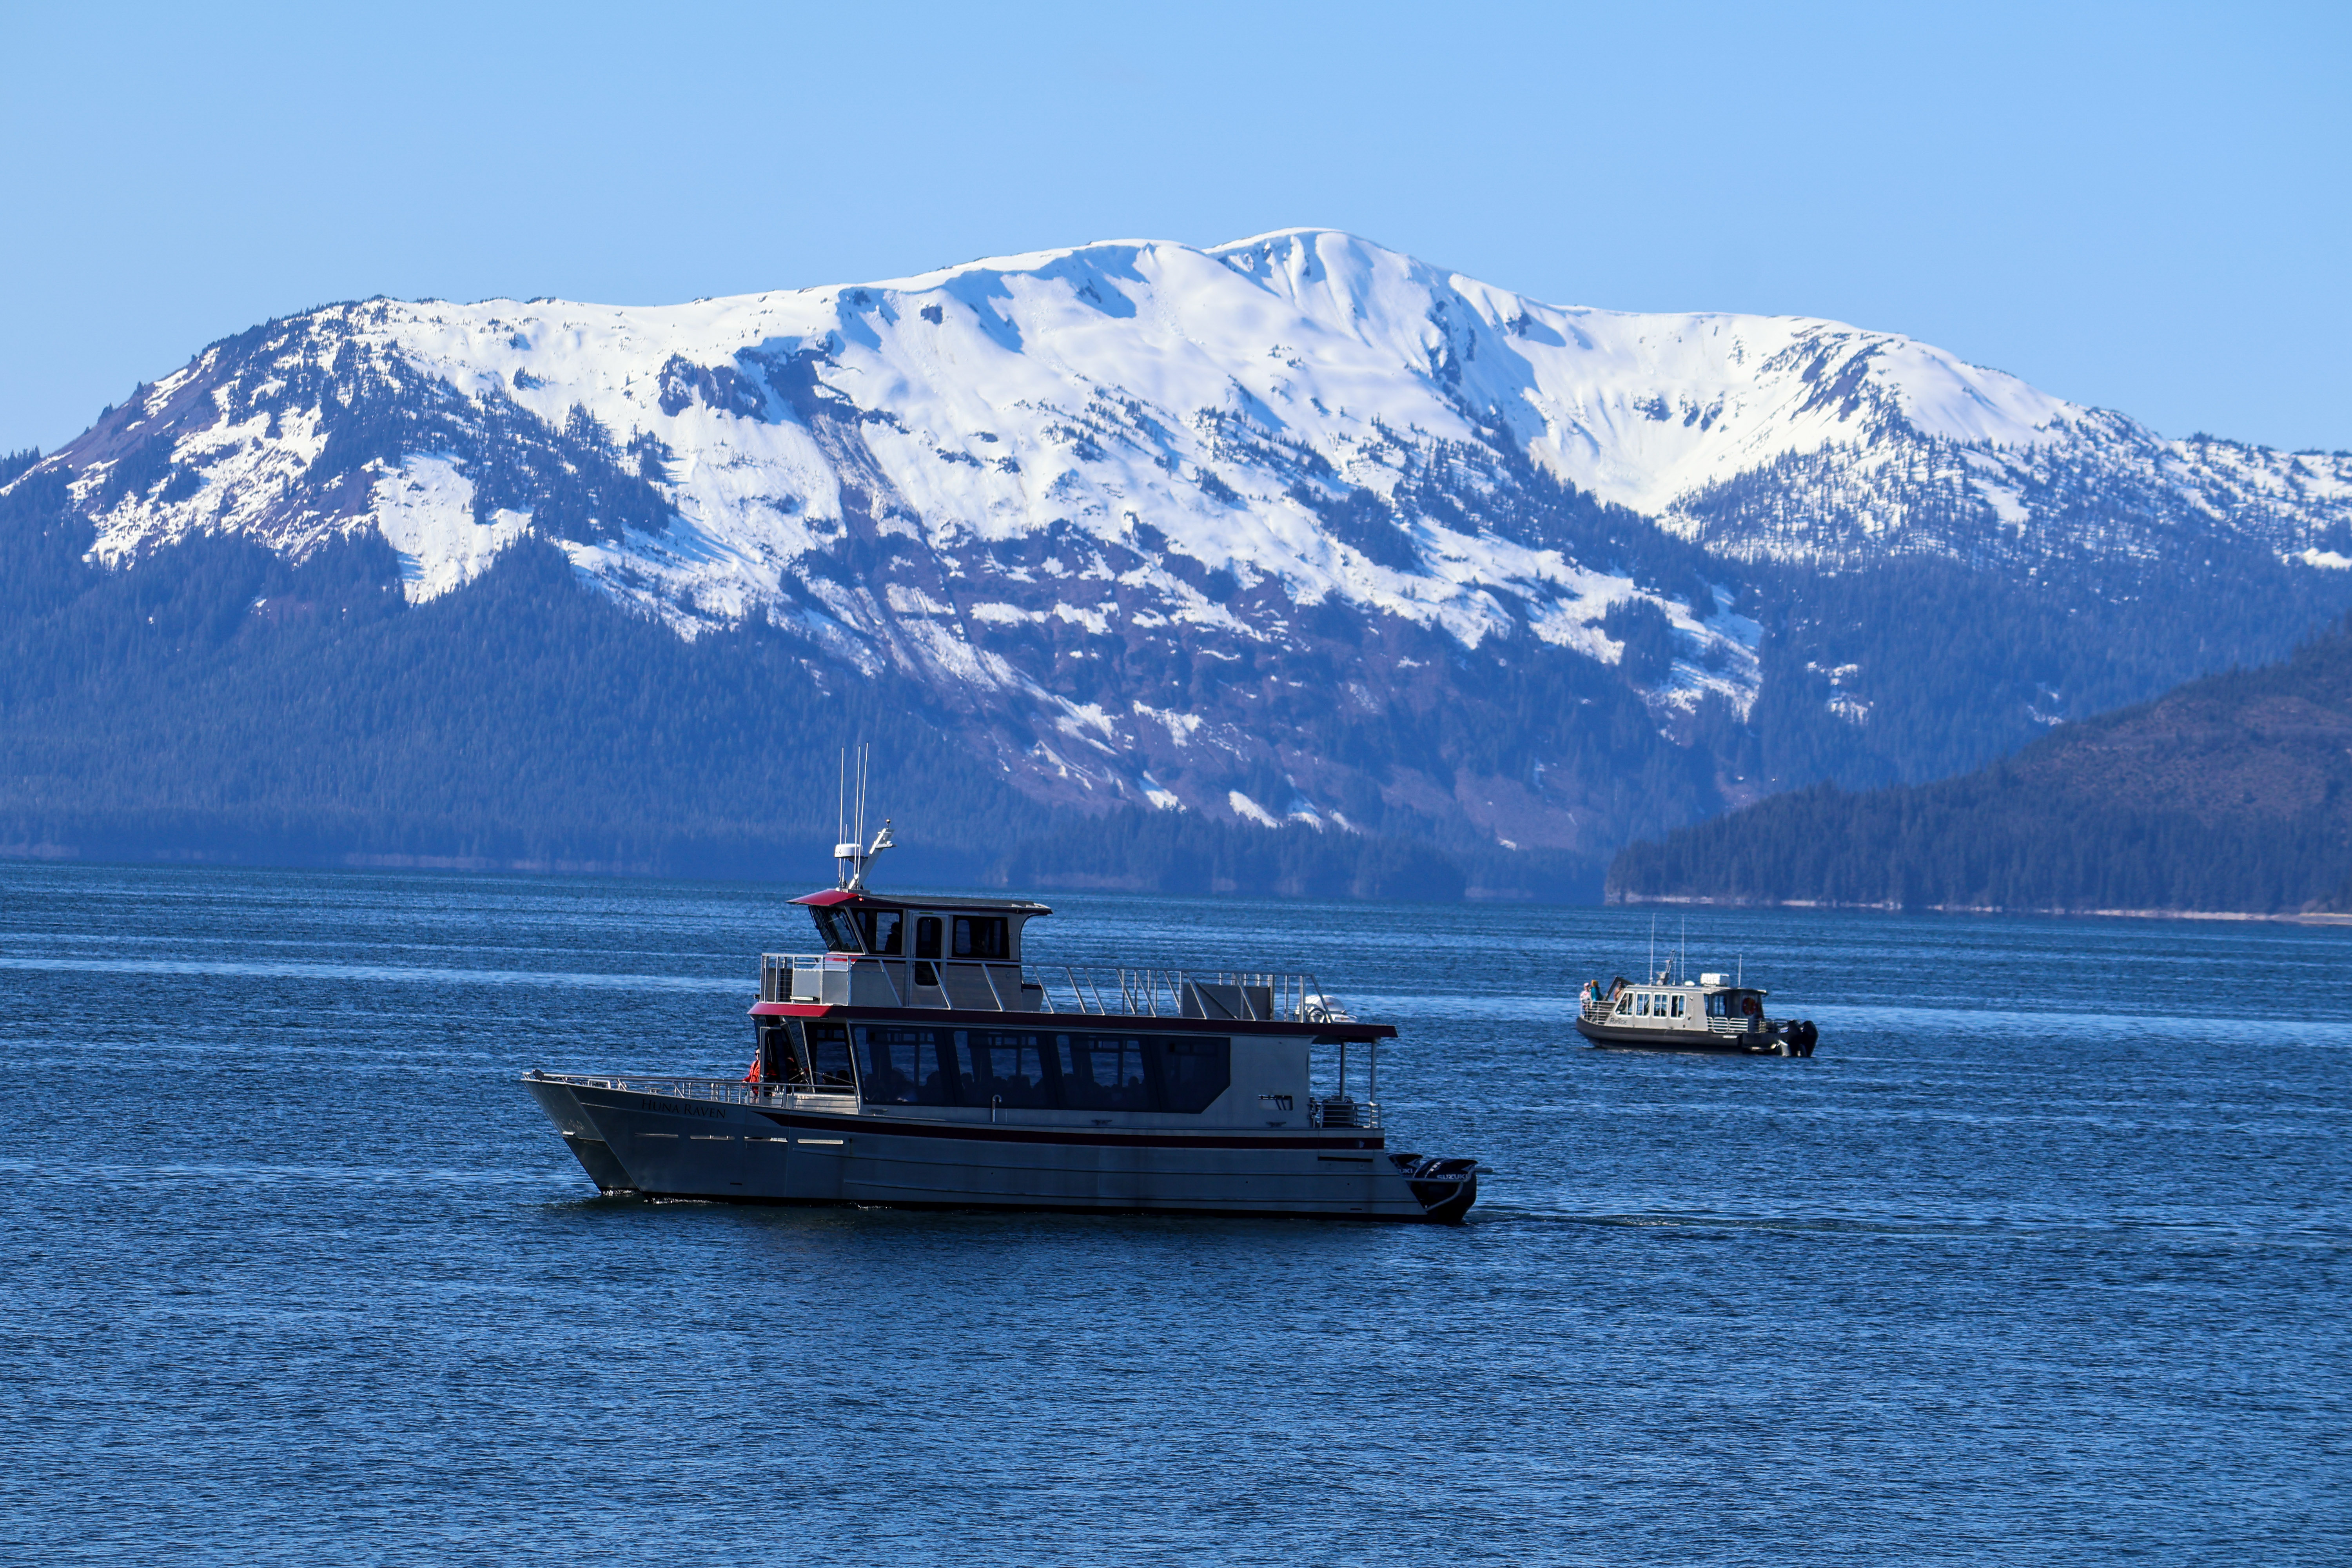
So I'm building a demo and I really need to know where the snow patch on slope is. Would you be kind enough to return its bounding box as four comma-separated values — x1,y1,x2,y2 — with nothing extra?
370,456,533,601
16,225,2352,828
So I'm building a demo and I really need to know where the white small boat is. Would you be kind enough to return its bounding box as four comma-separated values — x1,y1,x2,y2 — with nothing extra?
1574,962,1820,1056
521,820,1479,1221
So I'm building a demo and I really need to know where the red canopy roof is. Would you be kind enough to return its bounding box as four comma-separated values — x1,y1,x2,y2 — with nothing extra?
788,888,1053,915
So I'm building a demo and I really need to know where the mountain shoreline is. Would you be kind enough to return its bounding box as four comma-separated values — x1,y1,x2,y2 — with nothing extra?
1608,615,2352,917
1610,891,2352,925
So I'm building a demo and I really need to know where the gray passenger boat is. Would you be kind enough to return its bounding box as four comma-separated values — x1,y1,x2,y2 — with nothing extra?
1574,962,1820,1056
522,827,1479,1222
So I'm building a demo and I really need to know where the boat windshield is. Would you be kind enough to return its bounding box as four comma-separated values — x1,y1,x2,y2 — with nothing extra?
809,906,861,953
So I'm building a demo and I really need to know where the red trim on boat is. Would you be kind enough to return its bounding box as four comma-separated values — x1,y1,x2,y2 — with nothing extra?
788,888,1055,915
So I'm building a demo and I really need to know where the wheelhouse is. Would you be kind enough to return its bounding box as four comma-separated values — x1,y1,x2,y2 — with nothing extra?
764,890,1053,1011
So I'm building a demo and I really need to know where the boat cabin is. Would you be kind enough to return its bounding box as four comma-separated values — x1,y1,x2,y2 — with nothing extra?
1595,970,1771,1038
744,881,1390,1126
766,889,1053,1011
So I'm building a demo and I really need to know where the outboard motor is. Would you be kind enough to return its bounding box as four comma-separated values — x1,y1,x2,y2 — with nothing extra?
1390,1152,1479,1224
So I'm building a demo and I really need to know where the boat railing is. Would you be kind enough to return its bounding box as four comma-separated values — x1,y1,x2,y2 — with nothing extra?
532,1071,1379,1126
1584,996,1770,1034
1030,966,1348,1023
761,953,836,1004
758,953,1351,1023
1307,1094,1379,1130
526,1071,857,1107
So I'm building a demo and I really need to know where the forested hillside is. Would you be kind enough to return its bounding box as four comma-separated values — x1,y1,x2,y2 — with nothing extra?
0,466,1499,894
1608,615,2352,915
7,451,2352,900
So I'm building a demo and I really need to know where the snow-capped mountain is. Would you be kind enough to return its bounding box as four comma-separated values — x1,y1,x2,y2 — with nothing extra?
14,229,2352,849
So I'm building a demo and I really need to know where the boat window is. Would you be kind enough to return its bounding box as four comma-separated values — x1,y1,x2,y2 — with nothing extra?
805,1022,857,1091
1707,993,1726,1017
856,909,904,955
1615,994,1632,1014
1155,1036,1231,1113
755,1020,808,1085
915,916,942,959
952,916,1009,960
1635,994,1650,1016
809,907,861,953
1054,1033,1154,1111
958,1029,1057,1109
1045,1033,1230,1113
1671,995,1685,1018
857,1025,953,1105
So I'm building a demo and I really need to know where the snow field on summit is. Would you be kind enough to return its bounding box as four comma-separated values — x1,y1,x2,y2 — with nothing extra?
18,229,2351,757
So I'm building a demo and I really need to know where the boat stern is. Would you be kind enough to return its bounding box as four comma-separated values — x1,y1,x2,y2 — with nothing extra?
1389,1152,1479,1223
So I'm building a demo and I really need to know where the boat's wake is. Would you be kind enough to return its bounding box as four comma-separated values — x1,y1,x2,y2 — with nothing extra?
1462,1204,2351,1244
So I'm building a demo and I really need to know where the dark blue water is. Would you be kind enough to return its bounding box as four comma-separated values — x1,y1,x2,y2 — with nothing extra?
3,862,2345,1564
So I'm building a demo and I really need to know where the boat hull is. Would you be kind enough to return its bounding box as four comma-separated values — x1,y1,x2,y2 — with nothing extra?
526,1079,1474,1223
1574,1016,1802,1054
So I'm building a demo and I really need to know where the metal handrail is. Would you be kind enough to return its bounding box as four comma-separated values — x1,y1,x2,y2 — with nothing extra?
1585,1000,1780,1036
1036,966,1348,1023
533,1069,1383,1129
528,1071,855,1106
1584,994,1765,1025
1306,1094,1380,1130
756,954,1354,1023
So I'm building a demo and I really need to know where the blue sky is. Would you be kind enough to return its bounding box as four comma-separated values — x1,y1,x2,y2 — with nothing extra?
3,0,2345,454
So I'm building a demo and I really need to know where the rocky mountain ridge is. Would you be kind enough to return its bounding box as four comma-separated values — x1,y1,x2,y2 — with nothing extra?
9,230,2352,869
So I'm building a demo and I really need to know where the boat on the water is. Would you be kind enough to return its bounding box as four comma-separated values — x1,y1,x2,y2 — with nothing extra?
521,824,1479,1222
1574,960,1820,1056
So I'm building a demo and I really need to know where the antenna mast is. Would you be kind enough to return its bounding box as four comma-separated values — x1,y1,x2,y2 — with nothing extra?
832,743,896,892
834,745,857,891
